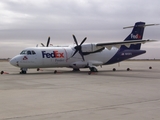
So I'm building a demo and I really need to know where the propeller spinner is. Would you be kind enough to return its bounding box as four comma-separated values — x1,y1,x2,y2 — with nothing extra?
71,35,87,61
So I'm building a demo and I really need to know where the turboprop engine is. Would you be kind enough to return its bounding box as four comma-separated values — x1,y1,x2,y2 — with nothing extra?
80,43,97,52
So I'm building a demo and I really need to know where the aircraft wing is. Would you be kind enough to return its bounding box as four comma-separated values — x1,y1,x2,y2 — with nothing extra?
96,39,157,50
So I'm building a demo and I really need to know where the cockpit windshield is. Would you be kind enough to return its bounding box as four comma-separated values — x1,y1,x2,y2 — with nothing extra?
20,50,36,55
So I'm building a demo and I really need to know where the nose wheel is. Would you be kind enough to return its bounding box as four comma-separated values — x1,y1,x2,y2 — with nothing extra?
20,68,27,74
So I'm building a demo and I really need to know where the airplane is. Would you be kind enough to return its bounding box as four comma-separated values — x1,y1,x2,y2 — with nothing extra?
9,22,158,74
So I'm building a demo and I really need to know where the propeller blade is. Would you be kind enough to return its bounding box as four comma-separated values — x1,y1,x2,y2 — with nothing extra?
80,37,87,46
46,37,50,47
41,43,45,47
71,49,78,57
79,50,85,61
72,35,78,46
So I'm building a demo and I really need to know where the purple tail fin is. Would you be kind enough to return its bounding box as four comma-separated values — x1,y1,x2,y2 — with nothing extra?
122,22,145,50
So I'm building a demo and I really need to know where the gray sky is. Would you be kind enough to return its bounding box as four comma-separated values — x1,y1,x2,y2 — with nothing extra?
0,0,160,59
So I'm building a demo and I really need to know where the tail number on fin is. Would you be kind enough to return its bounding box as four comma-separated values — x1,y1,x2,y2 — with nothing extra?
121,53,132,56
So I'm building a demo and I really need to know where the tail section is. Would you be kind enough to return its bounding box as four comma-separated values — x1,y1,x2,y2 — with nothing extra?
124,22,145,40
122,22,145,50
106,21,158,65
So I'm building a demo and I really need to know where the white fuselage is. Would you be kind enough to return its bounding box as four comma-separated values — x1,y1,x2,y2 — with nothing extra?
10,44,118,69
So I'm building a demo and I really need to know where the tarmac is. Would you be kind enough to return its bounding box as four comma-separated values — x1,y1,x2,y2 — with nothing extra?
0,61,160,120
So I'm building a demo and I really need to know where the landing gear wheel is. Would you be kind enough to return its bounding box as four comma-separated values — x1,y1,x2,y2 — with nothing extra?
88,67,98,75
89,67,98,72
20,68,27,74
20,71,26,74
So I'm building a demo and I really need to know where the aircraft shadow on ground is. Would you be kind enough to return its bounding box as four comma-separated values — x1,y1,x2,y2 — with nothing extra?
6,69,159,80
8,68,156,76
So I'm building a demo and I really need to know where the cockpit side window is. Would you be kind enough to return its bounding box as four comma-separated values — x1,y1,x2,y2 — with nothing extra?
20,50,36,55
27,51,31,55
20,50,27,55
32,51,36,54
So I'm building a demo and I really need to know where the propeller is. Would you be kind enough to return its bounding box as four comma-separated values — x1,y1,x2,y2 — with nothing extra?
41,37,50,47
71,35,87,61
46,37,50,47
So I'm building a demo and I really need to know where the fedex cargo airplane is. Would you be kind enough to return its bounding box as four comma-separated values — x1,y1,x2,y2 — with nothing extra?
10,22,157,74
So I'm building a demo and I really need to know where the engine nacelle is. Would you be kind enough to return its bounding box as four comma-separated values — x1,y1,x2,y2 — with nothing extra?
81,43,97,52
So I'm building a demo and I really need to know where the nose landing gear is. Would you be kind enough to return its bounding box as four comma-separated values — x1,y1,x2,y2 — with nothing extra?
20,68,27,74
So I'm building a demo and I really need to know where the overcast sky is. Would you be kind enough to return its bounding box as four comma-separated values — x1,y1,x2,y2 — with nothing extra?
0,0,160,59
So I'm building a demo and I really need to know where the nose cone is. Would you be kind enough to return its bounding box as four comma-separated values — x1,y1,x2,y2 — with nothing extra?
10,57,18,67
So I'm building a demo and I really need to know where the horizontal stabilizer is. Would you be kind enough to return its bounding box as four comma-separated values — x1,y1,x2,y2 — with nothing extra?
123,23,160,29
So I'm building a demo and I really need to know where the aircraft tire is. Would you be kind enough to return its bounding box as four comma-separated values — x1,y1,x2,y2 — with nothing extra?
20,70,26,74
90,67,98,72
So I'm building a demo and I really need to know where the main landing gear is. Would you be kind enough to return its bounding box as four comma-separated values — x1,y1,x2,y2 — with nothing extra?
88,67,98,75
20,68,27,74
89,67,98,72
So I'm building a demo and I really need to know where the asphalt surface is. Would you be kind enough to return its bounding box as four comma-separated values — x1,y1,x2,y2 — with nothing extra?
0,61,160,120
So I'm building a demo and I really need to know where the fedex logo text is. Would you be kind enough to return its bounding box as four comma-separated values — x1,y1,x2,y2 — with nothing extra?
42,51,64,58
131,34,141,39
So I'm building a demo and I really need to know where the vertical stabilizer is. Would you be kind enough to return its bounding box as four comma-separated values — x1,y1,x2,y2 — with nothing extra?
122,22,145,50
